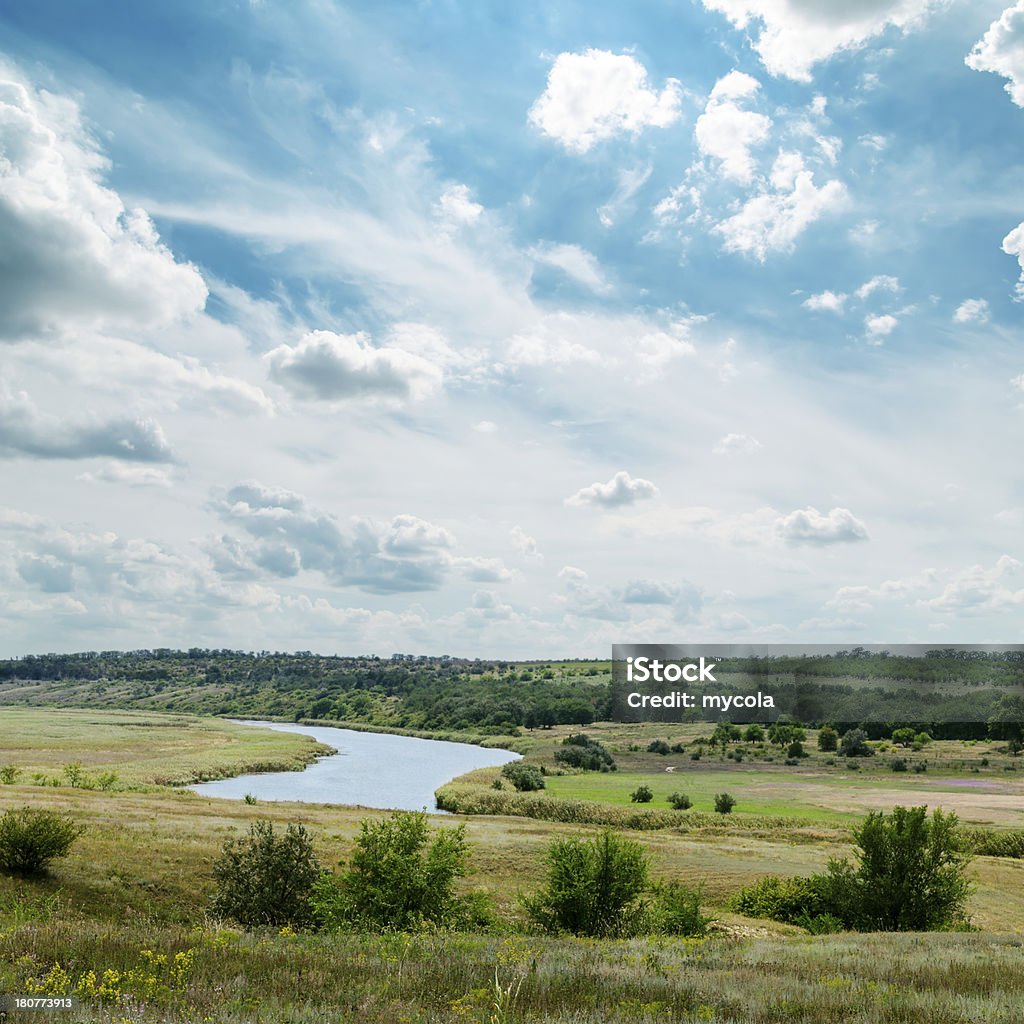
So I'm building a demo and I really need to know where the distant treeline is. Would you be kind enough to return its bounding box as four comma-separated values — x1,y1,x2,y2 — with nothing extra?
0,650,609,734
0,649,1020,740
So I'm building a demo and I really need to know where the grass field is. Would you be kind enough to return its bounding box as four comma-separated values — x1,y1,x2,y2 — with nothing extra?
1,709,1023,1022
0,707,332,786
545,768,1024,827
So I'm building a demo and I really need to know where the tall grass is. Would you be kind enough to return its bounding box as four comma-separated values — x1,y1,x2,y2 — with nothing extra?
2,919,1023,1023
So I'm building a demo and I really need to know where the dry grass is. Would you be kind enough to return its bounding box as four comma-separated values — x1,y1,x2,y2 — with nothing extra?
0,708,331,786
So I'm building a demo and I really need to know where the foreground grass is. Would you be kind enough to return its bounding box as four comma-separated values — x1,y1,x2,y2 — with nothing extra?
2,918,1024,1023
0,708,331,786
2,784,1023,931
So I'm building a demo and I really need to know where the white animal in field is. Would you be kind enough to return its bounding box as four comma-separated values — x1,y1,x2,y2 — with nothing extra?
665,766,676,773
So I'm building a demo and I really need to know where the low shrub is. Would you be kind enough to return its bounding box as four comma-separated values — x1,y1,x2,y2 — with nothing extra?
313,810,475,932
732,806,973,932
555,735,616,772
647,881,710,936
817,726,838,752
647,740,671,755
890,757,908,772
732,874,831,923
210,820,322,928
668,792,692,810
961,828,1024,858
839,729,874,757
501,763,545,791
631,785,654,803
523,829,649,937
0,808,85,876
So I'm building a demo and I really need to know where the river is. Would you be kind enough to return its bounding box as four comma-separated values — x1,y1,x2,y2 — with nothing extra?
190,720,520,811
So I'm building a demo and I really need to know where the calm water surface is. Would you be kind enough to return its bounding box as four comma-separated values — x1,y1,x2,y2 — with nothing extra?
190,720,520,811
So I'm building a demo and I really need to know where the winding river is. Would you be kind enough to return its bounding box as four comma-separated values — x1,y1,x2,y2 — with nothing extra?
190,720,520,812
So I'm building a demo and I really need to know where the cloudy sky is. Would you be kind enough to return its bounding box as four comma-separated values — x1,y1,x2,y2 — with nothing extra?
2,0,1024,658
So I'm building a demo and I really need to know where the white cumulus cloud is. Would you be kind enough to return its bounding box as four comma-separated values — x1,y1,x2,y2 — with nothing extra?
774,506,869,545
566,470,659,509
803,290,847,313
966,1,1024,108
715,166,846,261
436,184,483,224
700,0,944,82
865,313,898,342
266,330,443,403
0,71,207,341
529,49,682,153
0,388,173,463
694,70,772,183
1001,221,1024,298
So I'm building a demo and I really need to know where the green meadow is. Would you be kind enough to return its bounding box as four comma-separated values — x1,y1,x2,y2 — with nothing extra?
1,705,1024,1022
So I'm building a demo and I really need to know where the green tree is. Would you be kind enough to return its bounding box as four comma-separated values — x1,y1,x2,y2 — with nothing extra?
314,811,471,932
891,727,916,747
523,829,649,937
211,820,322,928
743,724,764,744
714,793,736,814
630,785,653,803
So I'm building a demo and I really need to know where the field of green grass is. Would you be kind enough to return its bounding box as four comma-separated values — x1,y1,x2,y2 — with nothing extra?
1,709,1023,1022
0,707,332,786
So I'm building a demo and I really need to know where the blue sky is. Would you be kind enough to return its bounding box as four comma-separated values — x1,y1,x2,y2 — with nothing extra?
2,0,1024,657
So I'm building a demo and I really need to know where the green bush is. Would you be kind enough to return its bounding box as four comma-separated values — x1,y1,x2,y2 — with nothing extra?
523,829,649,937
817,726,838,752
890,757,908,772
313,810,473,932
668,791,692,810
555,735,616,771
647,881,710,936
210,820,322,929
0,765,21,785
787,741,807,759
647,740,671,755
731,874,830,923
732,806,973,932
630,785,653,803
0,807,85,876
845,806,971,930
961,828,1024,858
501,762,545,791
714,793,736,814
839,729,873,757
